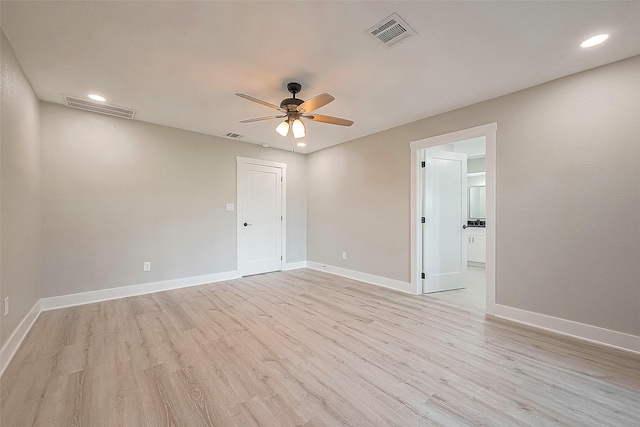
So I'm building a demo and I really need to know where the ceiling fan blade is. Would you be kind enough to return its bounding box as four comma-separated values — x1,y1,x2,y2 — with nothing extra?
304,114,353,126
235,93,285,111
297,93,335,113
239,115,285,123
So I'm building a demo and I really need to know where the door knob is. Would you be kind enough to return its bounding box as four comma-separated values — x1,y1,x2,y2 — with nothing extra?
244,222,252,227
462,224,468,229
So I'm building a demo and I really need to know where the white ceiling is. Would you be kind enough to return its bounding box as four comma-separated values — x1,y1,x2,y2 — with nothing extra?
2,1,640,154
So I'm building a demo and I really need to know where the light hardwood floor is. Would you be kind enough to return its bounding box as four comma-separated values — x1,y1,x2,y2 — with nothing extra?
425,266,486,311
2,269,639,426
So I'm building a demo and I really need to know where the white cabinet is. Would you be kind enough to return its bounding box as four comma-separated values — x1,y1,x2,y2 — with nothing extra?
466,227,486,265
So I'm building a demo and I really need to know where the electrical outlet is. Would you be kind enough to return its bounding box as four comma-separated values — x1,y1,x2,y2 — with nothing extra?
342,251,347,260
4,297,8,316
143,261,151,272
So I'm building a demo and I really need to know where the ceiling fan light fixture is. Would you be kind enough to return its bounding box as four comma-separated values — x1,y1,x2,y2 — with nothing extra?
275,120,290,137
292,118,306,139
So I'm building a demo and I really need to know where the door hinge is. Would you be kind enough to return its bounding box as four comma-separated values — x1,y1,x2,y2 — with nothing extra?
281,216,283,221
281,176,283,182
421,217,425,223
281,256,283,261
421,272,425,279
421,161,425,168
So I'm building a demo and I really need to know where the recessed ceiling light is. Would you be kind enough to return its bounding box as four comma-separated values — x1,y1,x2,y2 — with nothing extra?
581,34,608,48
88,94,106,102
297,142,306,147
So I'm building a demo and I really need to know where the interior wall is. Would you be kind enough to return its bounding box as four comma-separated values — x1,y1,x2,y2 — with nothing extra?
0,29,41,348
40,102,306,298
467,157,486,174
307,134,410,280
307,55,640,336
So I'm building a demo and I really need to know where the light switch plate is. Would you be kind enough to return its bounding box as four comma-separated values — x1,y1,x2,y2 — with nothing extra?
226,203,235,211
143,261,151,272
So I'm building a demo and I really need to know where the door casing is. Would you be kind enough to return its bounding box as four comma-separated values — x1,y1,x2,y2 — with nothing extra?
410,123,497,314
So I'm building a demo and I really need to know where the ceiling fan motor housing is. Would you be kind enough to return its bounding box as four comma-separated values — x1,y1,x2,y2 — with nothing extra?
280,97,303,111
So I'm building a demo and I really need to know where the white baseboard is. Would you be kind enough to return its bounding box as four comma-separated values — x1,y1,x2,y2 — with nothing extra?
491,303,640,355
4,266,639,379
1,300,41,377
40,270,241,311
284,261,307,270
306,261,415,294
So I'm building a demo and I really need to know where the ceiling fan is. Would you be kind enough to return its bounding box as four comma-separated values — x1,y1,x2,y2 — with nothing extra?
235,82,353,139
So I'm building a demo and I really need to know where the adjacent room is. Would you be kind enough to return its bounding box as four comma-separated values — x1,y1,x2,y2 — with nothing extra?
2,2,639,426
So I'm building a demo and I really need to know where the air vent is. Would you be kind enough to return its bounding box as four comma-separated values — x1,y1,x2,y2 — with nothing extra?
61,94,136,119
367,13,417,48
224,132,244,139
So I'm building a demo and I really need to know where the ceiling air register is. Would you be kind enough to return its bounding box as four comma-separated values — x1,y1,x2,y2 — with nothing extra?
367,13,417,48
62,94,136,119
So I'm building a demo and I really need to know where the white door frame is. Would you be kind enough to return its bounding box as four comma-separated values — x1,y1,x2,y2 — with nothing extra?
410,123,497,314
236,156,287,275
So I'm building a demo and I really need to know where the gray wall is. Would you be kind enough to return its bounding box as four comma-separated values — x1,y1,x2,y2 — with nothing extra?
0,29,41,347
308,55,640,336
40,103,306,298
308,135,411,280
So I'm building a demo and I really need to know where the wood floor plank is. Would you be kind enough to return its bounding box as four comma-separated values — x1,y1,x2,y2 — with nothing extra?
2,269,639,426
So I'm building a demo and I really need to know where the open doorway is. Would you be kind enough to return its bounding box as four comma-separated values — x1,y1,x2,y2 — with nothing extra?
410,123,497,314
423,138,486,310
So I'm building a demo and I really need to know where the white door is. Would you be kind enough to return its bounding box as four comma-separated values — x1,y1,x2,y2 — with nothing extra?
423,150,468,293
238,161,283,276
